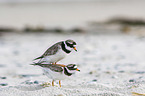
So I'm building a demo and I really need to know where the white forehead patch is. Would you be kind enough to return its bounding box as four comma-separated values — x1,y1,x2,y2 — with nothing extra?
74,65,77,68
68,42,73,44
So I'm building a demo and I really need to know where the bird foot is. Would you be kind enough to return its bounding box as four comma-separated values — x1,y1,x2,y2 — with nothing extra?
41,82,51,87
52,63,56,65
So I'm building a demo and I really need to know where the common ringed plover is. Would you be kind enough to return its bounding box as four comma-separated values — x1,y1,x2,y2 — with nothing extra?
33,39,77,64
31,63,80,87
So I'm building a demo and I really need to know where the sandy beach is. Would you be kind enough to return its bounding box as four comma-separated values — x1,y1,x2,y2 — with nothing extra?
0,0,145,95
0,32,145,95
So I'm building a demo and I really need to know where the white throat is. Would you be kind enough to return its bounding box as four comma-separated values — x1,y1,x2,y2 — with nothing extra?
64,41,72,51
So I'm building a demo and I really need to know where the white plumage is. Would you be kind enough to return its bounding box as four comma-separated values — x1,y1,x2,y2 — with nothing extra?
39,48,67,63
42,67,67,80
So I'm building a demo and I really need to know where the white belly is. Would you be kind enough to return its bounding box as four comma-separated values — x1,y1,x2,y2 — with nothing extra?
41,49,66,63
42,68,67,80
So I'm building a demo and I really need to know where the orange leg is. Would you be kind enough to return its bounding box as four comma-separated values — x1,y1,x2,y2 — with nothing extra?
52,80,54,86
52,62,57,65
59,80,61,87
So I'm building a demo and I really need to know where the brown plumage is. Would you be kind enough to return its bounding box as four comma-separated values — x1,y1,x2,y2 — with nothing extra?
31,63,63,72
42,42,62,57
34,42,62,60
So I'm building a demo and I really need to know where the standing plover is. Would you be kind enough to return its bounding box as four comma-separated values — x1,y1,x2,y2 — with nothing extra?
33,39,77,64
31,63,80,87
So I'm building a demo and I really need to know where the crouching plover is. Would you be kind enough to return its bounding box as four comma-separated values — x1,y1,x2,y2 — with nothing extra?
33,39,77,64
31,63,80,87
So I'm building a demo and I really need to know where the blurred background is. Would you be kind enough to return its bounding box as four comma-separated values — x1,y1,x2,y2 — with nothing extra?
1,0,145,87
0,0,145,34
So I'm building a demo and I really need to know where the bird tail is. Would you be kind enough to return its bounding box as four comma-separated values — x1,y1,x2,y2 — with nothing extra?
30,63,41,66
33,56,43,60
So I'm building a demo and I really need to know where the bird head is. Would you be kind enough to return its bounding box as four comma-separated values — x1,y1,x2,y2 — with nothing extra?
66,64,80,73
65,39,77,52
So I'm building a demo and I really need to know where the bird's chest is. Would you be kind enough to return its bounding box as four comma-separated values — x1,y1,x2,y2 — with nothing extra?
55,49,66,59
49,49,66,62
43,68,66,80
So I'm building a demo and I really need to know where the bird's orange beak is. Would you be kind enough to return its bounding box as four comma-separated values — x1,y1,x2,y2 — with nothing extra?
73,47,77,52
76,68,80,72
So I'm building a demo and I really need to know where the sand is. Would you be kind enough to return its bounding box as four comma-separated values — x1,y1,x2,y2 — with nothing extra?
0,32,145,96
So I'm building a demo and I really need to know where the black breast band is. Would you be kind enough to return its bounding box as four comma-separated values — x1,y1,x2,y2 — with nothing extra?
64,67,72,76
61,42,71,54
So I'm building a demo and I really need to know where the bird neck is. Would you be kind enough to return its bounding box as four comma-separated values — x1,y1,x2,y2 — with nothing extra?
61,41,71,54
64,67,73,76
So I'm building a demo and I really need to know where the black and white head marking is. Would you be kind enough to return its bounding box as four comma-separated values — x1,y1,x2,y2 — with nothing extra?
67,64,78,70
65,39,76,48
63,64,79,76
61,39,77,54
61,41,71,53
